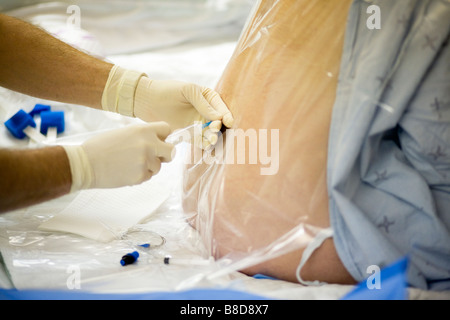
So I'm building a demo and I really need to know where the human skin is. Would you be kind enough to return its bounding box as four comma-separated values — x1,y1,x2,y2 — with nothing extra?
183,0,356,284
0,14,112,213
0,13,231,213
0,14,112,109
0,15,174,213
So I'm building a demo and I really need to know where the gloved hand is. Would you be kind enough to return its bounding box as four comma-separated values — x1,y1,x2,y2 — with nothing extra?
101,65,234,149
62,122,174,192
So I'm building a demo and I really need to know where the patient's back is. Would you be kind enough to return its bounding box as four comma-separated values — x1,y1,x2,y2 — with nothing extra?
183,0,354,283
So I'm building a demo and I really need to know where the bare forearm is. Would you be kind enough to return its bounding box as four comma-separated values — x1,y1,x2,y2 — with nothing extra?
0,14,112,109
0,147,71,213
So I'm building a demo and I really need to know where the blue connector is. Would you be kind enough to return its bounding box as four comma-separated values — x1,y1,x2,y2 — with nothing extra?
202,121,212,129
120,251,139,266
40,111,65,135
4,109,37,139
29,104,51,117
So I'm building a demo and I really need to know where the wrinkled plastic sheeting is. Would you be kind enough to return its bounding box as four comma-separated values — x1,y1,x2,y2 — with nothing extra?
4,0,255,55
182,0,353,282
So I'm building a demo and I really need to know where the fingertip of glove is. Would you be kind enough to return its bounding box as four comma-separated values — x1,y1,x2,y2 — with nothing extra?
152,121,173,139
222,112,235,128
208,133,218,145
208,120,222,133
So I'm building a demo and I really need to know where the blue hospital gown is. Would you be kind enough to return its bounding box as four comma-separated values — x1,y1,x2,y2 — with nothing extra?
328,0,450,290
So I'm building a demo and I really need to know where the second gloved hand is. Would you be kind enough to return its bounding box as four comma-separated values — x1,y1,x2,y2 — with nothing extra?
62,122,174,192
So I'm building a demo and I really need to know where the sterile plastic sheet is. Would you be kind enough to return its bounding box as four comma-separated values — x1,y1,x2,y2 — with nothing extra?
0,144,220,292
1,0,449,297
183,0,355,284
183,0,450,290
4,0,254,55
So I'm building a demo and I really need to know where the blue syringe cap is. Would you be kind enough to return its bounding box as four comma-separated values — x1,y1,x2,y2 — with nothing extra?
4,109,36,139
29,104,51,117
40,111,65,135
120,251,140,266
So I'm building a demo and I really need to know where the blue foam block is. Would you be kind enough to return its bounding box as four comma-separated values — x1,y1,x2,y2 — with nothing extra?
4,109,37,139
29,104,51,117
40,111,65,135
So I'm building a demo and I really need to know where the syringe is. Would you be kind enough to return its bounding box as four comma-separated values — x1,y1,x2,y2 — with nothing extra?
165,121,212,146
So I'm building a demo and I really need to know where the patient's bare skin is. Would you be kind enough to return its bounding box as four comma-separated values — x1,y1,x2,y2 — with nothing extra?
183,0,356,284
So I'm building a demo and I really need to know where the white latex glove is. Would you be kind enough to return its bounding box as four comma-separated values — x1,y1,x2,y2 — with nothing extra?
101,65,234,148
62,122,174,192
